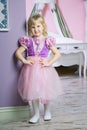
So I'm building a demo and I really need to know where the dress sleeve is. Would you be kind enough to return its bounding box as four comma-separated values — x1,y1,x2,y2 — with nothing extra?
45,37,56,49
18,36,29,49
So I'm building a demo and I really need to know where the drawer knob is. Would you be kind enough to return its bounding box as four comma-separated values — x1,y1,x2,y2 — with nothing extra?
57,47,61,50
74,46,79,49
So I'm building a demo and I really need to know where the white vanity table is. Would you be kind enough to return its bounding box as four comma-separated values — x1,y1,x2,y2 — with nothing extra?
51,41,87,78
30,0,87,78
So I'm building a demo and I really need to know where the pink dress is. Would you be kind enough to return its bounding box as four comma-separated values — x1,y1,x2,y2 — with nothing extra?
18,36,63,103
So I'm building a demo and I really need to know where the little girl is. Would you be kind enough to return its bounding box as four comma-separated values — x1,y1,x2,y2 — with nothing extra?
15,14,63,123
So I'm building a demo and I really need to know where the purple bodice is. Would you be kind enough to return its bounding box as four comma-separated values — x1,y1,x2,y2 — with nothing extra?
28,38,49,57
19,36,56,58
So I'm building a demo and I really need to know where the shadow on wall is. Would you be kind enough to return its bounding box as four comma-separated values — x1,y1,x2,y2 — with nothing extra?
13,21,27,71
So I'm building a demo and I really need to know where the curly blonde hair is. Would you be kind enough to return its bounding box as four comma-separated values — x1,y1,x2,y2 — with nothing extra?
27,14,48,37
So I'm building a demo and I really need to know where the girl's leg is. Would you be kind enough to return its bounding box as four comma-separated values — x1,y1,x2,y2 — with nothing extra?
44,102,51,121
29,99,40,123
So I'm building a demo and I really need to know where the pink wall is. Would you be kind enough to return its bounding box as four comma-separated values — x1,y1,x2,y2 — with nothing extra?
26,0,86,41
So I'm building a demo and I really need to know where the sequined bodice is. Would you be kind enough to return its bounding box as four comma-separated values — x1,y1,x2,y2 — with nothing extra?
27,38,49,57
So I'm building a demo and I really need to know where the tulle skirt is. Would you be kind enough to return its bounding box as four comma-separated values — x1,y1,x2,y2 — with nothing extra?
18,56,63,103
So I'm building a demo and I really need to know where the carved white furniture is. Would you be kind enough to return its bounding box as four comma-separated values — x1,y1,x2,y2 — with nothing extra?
31,0,87,78
51,42,87,78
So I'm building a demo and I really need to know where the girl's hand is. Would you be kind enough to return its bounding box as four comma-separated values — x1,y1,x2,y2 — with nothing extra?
15,46,35,65
39,58,51,67
23,59,35,65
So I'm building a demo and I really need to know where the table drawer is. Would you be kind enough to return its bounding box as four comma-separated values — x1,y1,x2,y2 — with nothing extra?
57,45,67,50
68,44,84,50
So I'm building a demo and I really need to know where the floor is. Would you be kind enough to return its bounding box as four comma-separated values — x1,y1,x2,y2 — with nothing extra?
0,66,87,130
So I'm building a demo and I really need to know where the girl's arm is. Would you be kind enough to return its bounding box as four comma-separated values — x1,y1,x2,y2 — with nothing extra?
15,46,34,65
39,46,60,67
48,45,61,65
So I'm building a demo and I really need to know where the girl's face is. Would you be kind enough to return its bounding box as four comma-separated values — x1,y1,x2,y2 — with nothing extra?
31,20,44,37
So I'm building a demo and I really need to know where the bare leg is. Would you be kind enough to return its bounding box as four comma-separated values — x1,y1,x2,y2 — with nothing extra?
44,103,51,121
29,99,40,123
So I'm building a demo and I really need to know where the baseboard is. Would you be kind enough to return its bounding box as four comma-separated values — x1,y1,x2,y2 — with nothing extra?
0,106,29,121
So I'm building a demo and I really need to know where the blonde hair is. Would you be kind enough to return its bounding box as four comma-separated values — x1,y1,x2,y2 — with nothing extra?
27,14,48,36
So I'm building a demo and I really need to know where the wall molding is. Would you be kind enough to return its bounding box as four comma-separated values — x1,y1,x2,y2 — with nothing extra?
0,106,30,121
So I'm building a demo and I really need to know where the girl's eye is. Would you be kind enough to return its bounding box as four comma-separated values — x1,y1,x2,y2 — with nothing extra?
37,25,40,28
31,26,35,29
